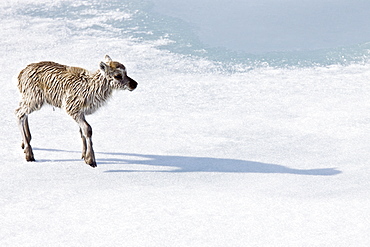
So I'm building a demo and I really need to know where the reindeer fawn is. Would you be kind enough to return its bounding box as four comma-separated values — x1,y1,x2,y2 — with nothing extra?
15,55,138,167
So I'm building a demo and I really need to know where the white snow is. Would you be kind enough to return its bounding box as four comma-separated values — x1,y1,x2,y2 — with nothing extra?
1,0,370,246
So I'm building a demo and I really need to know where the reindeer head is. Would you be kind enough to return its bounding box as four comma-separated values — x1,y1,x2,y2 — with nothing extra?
99,55,138,91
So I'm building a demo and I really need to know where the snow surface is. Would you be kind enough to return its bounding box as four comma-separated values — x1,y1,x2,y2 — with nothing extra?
1,0,370,246
152,0,370,53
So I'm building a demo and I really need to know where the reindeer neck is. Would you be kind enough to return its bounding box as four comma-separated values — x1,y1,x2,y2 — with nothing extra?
77,71,109,103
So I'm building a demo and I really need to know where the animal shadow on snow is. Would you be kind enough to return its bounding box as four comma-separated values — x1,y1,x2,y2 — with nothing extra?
33,148,341,176
101,152,341,176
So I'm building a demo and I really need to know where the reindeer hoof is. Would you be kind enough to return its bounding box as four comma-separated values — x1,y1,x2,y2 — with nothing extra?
24,147,35,162
26,157,36,162
88,161,97,168
84,157,97,168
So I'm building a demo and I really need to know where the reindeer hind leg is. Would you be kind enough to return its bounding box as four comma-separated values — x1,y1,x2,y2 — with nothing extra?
17,113,35,162
20,116,32,149
79,127,87,160
15,93,44,162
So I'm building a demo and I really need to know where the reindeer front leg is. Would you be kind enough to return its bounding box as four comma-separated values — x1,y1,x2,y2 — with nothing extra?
75,114,96,168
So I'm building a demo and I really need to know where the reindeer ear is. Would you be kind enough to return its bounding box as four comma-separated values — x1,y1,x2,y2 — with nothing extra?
100,61,108,72
104,55,112,64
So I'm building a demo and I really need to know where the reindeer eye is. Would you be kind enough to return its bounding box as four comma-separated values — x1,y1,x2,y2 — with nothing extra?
114,74,122,80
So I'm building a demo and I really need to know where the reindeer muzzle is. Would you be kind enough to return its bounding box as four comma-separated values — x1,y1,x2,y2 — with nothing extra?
127,76,138,91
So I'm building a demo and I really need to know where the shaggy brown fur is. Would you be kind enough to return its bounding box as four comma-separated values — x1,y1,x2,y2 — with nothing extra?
15,55,138,167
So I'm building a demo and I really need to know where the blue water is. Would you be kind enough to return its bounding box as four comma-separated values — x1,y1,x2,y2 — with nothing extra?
13,0,370,69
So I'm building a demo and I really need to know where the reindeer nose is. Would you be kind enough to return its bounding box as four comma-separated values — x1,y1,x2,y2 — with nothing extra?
128,77,138,91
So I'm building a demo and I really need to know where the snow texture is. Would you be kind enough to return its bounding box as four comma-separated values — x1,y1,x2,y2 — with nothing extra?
1,0,370,246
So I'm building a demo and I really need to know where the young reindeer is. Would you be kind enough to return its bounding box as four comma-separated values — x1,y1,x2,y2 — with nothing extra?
15,55,138,167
